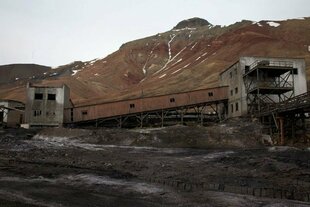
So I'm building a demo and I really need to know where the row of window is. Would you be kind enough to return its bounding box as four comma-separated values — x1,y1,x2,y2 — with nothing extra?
230,87,238,96
33,110,56,117
80,93,215,116
230,102,239,113
34,93,56,100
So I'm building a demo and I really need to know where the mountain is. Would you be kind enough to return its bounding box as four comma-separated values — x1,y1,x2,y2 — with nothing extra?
0,17,310,105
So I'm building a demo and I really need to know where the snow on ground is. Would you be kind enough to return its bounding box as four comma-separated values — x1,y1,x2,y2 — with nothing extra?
167,34,176,60
196,56,201,61
202,52,208,57
15,78,19,81
142,43,159,75
172,27,196,32
94,73,99,76
188,30,193,38
154,40,187,75
159,74,166,79
191,42,198,50
43,72,47,75
266,21,280,27
171,68,182,75
171,63,191,75
72,70,81,76
49,73,58,77
171,58,182,66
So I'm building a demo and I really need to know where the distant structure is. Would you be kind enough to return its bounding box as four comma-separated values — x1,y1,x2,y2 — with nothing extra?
0,99,25,127
25,83,71,127
220,57,307,118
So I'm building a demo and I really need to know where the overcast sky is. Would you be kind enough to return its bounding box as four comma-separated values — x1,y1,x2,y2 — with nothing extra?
0,0,309,67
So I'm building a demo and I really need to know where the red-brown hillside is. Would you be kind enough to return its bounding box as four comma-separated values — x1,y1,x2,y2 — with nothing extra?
0,17,309,105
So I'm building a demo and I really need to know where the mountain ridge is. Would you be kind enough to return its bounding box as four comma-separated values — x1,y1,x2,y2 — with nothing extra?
0,17,309,104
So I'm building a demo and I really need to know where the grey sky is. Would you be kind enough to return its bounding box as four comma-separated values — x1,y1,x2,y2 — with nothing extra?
0,0,309,67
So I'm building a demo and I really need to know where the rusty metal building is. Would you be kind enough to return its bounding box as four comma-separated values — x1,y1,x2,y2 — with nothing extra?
64,86,228,127
25,83,71,127
0,99,25,127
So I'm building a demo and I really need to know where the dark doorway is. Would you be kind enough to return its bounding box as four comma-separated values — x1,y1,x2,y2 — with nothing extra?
0,111,3,124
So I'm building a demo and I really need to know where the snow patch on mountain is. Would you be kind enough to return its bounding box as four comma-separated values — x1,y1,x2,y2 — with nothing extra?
267,21,280,27
172,27,196,32
191,42,198,50
159,74,166,79
72,70,81,76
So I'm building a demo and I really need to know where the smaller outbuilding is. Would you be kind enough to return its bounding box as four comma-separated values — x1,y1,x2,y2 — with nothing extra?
25,83,71,127
0,99,25,127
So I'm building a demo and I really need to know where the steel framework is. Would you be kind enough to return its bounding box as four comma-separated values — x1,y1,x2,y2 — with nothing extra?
243,60,297,116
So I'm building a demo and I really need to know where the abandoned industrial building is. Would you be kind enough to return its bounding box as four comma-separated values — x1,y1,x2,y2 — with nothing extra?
219,56,307,118
21,56,309,141
0,99,25,127
25,83,71,127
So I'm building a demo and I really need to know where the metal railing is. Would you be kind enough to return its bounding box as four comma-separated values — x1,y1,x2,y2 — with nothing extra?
244,60,294,75
247,81,293,92
258,91,310,116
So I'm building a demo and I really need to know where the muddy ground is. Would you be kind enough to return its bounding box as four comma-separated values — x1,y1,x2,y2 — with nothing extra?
0,120,310,207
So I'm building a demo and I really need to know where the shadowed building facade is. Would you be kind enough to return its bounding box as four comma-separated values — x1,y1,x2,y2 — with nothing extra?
0,99,25,127
25,83,71,127
220,57,307,118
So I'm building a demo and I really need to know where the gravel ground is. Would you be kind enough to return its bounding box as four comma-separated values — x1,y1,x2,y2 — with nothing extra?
0,123,309,207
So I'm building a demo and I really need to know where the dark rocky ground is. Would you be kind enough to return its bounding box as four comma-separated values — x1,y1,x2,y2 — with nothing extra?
0,120,310,207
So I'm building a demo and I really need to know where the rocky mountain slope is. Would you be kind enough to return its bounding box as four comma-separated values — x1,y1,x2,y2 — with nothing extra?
0,17,309,105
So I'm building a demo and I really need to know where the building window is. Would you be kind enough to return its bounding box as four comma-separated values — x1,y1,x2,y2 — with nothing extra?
235,102,239,111
33,110,42,117
234,68,237,75
235,87,238,94
130,104,135,108
48,94,56,100
34,93,43,100
208,92,213,97
170,98,175,103
46,111,55,116
231,104,233,113
230,90,233,96
229,71,232,78
82,110,88,115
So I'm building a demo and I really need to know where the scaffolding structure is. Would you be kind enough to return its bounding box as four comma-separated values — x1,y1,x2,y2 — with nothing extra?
243,60,297,116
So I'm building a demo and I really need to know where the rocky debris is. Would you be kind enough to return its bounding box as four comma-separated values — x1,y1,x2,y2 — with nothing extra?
32,118,264,149
0,121,309,206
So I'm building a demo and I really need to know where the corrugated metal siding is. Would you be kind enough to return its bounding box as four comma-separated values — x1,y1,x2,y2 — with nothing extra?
64,87,228,123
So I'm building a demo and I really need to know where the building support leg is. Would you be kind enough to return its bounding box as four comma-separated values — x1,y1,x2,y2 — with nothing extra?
118,116,122,128
278,117,285,145
161,110,164,128
291,115,296,139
